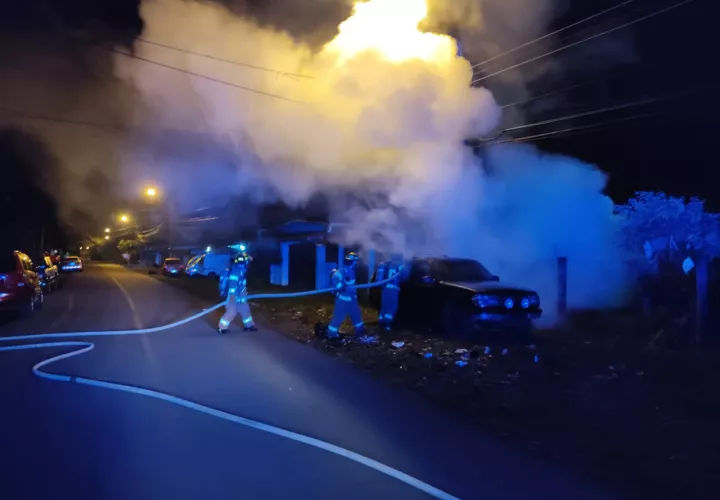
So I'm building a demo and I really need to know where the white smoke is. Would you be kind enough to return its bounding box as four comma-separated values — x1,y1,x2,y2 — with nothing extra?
114,0,629,322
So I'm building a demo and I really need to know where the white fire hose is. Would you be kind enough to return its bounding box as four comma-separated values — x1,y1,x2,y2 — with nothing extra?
0,278,461,500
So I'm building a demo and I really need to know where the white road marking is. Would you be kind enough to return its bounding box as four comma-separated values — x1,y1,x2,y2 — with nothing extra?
106,269,158,364
108,273,143,330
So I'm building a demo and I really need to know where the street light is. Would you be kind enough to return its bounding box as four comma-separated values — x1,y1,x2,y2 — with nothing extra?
119,214,129,223
145,186,158,198
104,228,111,233
105,235,110,240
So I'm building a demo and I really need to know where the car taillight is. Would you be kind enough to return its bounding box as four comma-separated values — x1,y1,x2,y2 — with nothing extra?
1,272,22,287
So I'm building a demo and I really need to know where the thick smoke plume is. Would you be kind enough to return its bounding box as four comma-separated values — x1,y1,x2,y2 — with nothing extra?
0,0,631,322
112,0,629,322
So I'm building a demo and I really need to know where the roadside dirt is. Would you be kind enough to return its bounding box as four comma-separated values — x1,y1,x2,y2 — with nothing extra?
143,270,720,500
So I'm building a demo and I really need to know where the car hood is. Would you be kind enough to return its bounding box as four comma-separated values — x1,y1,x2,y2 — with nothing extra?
441,280,537,295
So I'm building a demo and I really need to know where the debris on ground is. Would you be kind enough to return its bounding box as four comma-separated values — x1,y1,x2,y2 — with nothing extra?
155,275,720,500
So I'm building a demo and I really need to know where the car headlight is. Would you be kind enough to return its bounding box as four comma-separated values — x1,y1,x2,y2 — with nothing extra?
472,294,501,308
523,295,540,308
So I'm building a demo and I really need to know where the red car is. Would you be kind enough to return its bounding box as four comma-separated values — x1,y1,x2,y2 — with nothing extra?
0,250,44,316
162,257,184,276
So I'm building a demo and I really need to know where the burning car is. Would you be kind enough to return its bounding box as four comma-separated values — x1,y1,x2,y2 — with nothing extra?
370,257,541,335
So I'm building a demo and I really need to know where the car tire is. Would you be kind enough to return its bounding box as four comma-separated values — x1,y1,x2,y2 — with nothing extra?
509,320,533,338
369,287,381,310
441,301,476,338
21,294,36,317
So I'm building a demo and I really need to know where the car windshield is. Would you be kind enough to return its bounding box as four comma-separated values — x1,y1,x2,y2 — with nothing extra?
63,257,79,262
165,259,181,265
434,259,494,282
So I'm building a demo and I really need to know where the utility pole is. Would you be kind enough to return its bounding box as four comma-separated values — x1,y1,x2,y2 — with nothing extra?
695,255,708,346
167,196,175,254
557,256,568,324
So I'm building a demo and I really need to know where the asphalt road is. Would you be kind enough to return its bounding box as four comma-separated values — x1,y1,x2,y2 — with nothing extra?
0,264,613,500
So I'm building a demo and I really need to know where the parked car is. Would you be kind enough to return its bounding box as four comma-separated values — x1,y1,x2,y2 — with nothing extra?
184,255,203,276
370,257,541,335
0,250,44,316
60,256,83,272
162,257,184,276
185,252,232,279
35,255,60,292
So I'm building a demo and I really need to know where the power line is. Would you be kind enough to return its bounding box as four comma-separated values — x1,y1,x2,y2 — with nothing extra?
469,85,715,144
491,112,660,145
471,0,697,85
96,45,308,104
502,87,708,134
472,0,636,70
0,106,124,131
501,78,605,109
135,37,315,80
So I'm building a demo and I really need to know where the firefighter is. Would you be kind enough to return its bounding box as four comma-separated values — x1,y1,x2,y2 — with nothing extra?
218,251,257,334
327,252,366,338
376,253,406,330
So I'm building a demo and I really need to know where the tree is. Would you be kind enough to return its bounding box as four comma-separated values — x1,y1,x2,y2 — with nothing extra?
117,239,141,254
616,191,720,257
617,192,719,347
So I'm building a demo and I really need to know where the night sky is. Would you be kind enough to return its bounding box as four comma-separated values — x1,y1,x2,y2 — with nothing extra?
529,0,720,208
1,0,718,252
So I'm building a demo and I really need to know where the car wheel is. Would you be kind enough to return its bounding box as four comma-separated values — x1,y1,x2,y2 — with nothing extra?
441,301,476,338
369,288,381,310
509,320,533,338
21,294,35,317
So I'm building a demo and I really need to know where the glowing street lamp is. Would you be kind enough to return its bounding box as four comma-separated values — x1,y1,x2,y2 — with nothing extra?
104,228,111,233
145,186,158,198
119,214,129,223
105,235,110,240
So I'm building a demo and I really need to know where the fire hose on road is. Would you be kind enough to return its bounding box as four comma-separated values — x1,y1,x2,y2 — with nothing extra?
0,277,462,500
